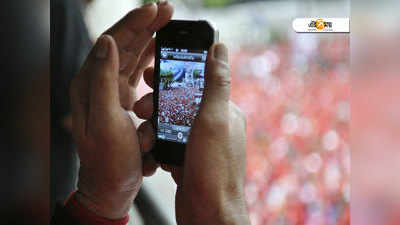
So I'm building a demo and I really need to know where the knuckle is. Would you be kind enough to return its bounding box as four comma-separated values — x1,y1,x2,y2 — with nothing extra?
196,113,228,131
209,62,231,87
126,8,140,19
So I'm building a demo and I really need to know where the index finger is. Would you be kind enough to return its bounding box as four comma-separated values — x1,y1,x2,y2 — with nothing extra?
105,1,173,77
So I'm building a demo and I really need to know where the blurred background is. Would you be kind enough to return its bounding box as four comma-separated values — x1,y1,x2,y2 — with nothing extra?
81,0,350,224
352,1,400,225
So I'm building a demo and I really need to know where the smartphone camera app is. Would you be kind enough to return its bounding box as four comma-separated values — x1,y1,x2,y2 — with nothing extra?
157,47,207,143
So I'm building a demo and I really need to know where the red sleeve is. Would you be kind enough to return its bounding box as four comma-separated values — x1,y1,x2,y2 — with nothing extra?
64,191,130,225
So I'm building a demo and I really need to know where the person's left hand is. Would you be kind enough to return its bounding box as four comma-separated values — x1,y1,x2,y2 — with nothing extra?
69,2,173,220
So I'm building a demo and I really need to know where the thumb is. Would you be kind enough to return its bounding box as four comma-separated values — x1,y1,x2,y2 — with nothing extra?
88,35,120,115
202,43,231,108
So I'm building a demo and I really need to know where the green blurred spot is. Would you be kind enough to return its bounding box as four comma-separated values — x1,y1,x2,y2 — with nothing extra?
143,0,157,4
204,0,232,7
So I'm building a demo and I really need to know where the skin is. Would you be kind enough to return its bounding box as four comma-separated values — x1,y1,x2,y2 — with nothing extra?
70,1,250,224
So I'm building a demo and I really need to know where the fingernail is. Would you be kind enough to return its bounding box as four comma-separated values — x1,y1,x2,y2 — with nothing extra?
157,0,168,5
213,43,228,61
142,1,156,8
95,35,109,59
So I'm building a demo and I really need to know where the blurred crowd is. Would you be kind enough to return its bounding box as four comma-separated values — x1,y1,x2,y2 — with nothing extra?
229,36,350,225
158,87,201,127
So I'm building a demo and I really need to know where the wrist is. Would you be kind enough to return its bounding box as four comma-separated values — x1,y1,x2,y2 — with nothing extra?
182,194,250,225
75,165,142,220
75,184,136,220
65,192,130,225
210,197,250,225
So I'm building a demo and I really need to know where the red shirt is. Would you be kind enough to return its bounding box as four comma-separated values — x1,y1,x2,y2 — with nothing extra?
62,191,129,225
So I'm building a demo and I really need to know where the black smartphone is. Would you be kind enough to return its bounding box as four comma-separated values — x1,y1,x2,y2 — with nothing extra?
152,20,218,166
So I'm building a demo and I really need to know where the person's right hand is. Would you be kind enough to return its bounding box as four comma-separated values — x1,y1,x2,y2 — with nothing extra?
134,43,250,225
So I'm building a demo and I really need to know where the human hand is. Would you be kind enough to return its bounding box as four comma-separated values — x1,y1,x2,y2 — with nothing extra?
134,43,250,225
69,2,173,220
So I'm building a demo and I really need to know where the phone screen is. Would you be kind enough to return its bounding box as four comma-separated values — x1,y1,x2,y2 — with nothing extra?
157,47,208,143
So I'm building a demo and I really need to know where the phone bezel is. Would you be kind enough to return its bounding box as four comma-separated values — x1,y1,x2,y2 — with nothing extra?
152,20,217,166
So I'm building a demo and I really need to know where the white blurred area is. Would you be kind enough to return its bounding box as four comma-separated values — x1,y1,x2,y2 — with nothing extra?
84,0,349,48
84,0,138,40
